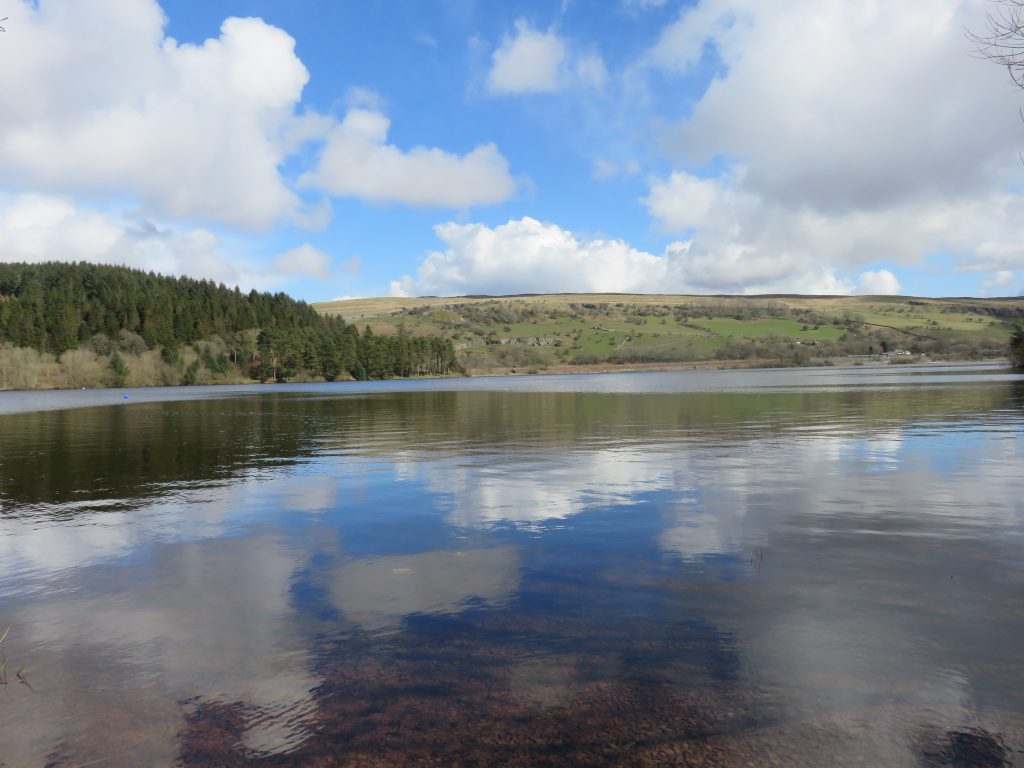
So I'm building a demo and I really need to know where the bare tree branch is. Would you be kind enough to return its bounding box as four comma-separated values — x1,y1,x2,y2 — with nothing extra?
969,0,1024,88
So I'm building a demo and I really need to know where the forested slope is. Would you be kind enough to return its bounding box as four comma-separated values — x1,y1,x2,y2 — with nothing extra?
0,262,458,389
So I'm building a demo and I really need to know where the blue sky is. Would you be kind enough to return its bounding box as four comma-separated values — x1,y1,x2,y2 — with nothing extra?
1,0,1023,301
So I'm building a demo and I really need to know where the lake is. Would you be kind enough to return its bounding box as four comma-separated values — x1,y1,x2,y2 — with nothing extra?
1,363,1022,767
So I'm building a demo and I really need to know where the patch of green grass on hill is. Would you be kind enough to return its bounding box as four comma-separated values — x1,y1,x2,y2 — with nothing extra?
854,303,1013,336
697,317,845,340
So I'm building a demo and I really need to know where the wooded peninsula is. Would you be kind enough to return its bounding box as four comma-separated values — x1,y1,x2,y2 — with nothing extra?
0,262,459,389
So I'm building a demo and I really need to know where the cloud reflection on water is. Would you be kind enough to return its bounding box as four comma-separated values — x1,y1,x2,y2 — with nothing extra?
3,534,321,765
328,547,521,632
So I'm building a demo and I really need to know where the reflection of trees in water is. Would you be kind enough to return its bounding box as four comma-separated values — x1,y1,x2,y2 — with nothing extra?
0,398,319,508
321,385,1024,457
2,383,1019,513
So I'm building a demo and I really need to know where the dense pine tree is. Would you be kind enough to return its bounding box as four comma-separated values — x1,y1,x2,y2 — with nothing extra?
0,262,460,386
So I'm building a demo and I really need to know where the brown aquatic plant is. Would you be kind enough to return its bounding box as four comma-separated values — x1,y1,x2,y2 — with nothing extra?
0,625,8,685
0,625,31,690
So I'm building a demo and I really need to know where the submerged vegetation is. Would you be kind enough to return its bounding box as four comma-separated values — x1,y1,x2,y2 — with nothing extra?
317,294,1024,374
0,262,459,389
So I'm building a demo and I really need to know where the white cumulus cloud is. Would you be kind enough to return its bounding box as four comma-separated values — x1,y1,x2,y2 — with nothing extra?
651,0,1021,210
857,269,902,296
642,169,1024,295
301,109,517,207
982,270,1015,289
0,0,520,248
389,215,858,297
0,194,240,284
0,1,319,231
487,19,607,94
391,217,668,296
488,19,568,93
0,194,323,292
272,244,332,280
642,171,721,231
636,0,1024,292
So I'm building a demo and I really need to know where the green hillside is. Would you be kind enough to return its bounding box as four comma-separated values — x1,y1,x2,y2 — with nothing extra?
315,294,1024,374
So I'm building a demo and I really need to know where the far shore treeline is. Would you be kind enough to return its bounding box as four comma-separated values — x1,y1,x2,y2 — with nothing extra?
0,262,459,390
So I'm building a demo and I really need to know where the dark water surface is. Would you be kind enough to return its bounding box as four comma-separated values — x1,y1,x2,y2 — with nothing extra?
1,364,1023,767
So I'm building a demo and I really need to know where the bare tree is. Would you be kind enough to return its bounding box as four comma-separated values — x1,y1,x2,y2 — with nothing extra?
971,1,1024,87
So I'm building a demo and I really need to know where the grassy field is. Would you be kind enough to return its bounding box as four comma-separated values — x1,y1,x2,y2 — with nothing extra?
314,294,1023,374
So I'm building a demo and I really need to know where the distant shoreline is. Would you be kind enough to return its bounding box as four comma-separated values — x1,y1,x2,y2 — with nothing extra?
465,354,1012,378
0,355,1012,394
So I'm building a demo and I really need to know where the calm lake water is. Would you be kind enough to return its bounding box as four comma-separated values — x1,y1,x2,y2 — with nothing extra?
1,363,1022,767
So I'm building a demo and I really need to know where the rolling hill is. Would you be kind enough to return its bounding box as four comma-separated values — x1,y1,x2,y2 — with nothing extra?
315,293,1024,375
